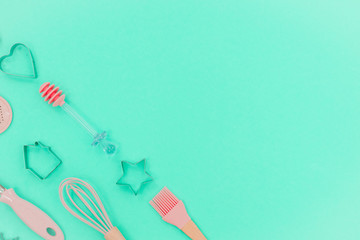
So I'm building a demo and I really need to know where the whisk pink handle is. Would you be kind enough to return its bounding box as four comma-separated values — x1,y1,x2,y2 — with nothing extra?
0,188,64,240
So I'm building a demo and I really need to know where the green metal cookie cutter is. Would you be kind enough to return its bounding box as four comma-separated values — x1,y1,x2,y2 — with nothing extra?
0,43,37,78
116,159,153,195
24,141,62,180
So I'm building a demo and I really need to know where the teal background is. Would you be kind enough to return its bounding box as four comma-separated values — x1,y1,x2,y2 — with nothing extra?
1,0,360,239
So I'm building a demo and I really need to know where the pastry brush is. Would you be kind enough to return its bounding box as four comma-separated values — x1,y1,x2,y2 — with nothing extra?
150,187,207,240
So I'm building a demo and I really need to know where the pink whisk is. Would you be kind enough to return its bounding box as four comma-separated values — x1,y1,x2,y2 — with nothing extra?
59,178,126,240
39,82,117,155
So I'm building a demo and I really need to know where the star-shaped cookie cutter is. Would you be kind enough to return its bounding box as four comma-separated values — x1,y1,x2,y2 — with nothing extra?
24,141,62,180
116,159,153,195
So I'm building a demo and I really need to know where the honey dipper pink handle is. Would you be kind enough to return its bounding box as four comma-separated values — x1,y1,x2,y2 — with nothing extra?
0,188,64,240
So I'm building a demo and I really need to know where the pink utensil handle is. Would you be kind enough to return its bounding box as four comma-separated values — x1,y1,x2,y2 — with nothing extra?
0,188,64,240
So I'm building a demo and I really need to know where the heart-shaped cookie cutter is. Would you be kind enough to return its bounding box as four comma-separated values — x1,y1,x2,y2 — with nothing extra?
0,43,37,78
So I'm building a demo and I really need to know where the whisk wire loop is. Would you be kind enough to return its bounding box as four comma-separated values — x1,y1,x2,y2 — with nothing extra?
66,184,109,233
70,182,112,231
59,178,114,235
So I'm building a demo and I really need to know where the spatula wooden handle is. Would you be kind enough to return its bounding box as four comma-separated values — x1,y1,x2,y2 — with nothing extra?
181,220,207,240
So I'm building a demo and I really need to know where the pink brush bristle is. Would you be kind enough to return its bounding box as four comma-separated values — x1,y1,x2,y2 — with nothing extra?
150,187,207,239
150,187,179,217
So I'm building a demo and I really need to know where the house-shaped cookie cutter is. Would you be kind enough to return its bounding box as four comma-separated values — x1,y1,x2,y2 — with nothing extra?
24,141,62,180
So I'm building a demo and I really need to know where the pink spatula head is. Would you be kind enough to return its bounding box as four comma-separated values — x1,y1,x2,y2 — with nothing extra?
0,96,13,134
0,185,64,240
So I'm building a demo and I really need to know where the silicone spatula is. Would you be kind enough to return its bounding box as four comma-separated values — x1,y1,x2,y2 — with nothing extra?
0,185,64,240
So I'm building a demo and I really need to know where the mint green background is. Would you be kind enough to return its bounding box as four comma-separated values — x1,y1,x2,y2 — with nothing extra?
1,0,360,239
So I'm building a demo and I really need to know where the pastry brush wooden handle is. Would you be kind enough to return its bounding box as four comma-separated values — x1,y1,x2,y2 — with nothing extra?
104,227,126,240
181,220,207,240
